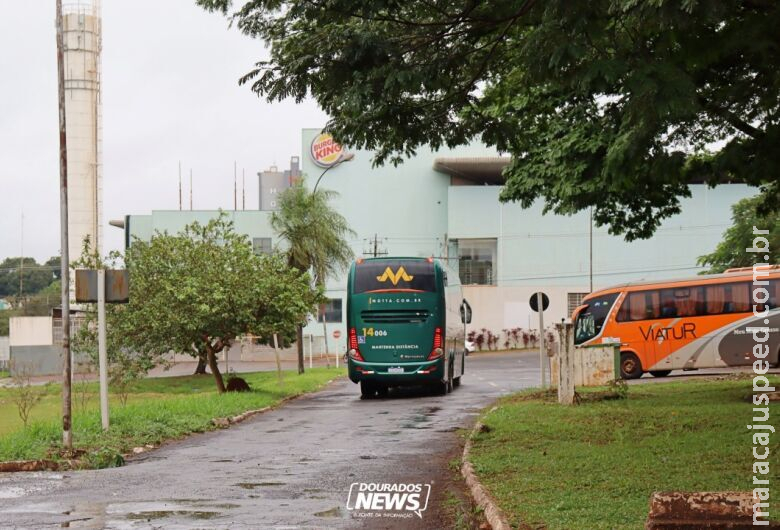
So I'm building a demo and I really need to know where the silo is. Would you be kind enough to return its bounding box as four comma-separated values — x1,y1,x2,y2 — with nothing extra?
61,0,102,261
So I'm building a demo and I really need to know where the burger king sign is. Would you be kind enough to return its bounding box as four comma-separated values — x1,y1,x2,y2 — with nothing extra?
310,132,346,168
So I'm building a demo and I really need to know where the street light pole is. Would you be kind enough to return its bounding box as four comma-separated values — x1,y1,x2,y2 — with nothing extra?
312,153,354,193
56,0,73,449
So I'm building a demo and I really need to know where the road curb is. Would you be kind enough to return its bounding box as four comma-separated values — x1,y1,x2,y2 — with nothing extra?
461,407,512,530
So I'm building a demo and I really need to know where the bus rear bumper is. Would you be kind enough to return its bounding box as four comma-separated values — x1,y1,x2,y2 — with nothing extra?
348,358,443,385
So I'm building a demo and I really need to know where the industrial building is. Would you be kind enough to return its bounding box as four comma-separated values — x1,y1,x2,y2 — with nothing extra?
117,128,756,355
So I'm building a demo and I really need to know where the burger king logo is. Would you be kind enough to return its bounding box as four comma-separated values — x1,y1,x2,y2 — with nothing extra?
310,132,346,168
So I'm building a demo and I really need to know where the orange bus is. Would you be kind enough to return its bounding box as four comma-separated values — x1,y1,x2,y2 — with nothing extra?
572,266,780,379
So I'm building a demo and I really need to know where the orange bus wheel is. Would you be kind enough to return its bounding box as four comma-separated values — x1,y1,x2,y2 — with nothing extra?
620,352,643,380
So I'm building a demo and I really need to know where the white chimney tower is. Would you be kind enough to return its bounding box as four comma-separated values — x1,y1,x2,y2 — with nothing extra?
62,0,102,261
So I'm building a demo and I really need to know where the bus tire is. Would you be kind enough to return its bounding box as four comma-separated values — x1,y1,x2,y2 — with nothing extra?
453,376,461,388
434,380,448,396
376,384,389,397
360,381,376,398
650,370,671,378
620,352,643,380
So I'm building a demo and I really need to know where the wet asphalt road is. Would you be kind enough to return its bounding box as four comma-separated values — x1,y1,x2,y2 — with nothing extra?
0,351,541,529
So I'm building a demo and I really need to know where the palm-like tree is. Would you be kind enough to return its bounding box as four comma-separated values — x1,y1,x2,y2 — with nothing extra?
271,182,355,373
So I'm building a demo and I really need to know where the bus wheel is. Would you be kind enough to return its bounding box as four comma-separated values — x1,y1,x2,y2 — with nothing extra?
650,370,671,378
376,384,389,397
434,380,448,396
620,352,643,380
360,381,376,398
453,376,461,388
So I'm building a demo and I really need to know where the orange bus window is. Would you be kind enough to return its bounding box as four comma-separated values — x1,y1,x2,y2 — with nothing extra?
629,292,646,320
616,298,630,322
706,285,725,314
730,283,750,312
629,291,660,320
675,286,703,317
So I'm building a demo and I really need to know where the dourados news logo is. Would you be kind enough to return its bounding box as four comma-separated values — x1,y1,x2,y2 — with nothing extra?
346,482,431,519
376,267,414,286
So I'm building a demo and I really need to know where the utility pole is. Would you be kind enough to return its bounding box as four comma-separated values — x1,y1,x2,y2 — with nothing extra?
19,212,24,300
56,0,73,449
363,234,388,258
589,206,593,293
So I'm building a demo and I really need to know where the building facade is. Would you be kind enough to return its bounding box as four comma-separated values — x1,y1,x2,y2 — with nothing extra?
119,128,756,354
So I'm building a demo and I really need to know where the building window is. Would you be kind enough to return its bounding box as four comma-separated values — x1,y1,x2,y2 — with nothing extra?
252,237,272,255
317,298,342,323
458,239,497,285
567,293,588,316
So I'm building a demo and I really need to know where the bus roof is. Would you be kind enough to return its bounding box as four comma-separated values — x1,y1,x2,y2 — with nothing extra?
584,265,780,300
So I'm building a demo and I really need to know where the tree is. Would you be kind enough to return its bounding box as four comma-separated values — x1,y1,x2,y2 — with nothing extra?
199,0,779,240
698,195,780,273
121,214,320,392
0,257,57,297
45,256,62,280
271,183,355,373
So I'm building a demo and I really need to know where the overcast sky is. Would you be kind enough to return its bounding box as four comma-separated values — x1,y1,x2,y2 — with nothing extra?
0,0,327,263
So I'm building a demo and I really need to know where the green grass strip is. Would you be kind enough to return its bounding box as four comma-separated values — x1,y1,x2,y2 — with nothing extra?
0,368,344,466
468,376,780,530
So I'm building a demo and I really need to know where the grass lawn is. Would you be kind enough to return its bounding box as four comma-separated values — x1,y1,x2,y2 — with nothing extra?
0,368,344,467
0,370,8,379
468,376,780,530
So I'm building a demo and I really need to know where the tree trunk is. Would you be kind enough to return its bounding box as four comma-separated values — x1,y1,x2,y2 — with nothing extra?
297,324,305,374
206,348,226,393
194,354,207,375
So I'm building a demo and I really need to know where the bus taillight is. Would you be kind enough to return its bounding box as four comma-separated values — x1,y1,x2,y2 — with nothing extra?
428,327,443,360
348,327,364,361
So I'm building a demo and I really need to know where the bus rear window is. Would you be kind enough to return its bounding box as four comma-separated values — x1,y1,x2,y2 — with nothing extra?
353,260,436,293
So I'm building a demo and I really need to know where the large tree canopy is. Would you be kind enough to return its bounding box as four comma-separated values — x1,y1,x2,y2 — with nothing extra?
199,0,779,240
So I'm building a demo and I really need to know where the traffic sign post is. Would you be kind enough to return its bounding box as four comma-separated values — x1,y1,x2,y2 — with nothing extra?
333,329,341,369
530,292,549,388
97,269,109,430
75,269,129,431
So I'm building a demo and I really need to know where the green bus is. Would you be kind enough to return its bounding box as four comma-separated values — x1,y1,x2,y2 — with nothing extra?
346,257,472,398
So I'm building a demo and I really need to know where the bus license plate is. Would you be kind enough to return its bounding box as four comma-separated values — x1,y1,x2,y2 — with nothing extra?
387,366,404,374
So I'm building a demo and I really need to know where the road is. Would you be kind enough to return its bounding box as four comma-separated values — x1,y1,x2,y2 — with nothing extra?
0,351,541,529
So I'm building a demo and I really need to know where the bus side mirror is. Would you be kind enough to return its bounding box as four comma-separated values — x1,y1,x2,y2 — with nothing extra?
461,300,472,324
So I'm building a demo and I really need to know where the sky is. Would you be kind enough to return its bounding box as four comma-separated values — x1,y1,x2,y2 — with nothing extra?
0,0,328,263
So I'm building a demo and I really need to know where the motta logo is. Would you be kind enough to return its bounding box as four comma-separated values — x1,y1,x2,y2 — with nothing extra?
346,482,431,519
376,267,414,286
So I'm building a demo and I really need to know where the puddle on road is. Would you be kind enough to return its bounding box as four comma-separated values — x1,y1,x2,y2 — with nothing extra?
235,482,285,489
314,506,342,518
125,510,219,521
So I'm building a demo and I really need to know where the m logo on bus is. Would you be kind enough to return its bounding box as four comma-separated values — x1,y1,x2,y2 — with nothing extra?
376,267,414,286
